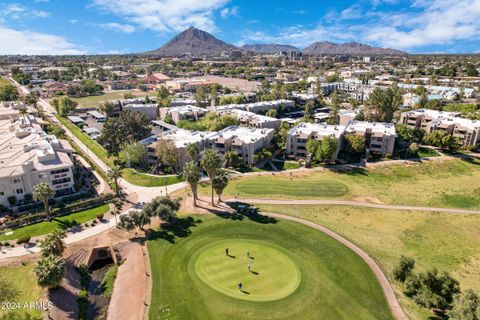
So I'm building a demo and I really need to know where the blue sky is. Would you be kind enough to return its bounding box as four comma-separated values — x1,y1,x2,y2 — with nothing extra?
0,0,479,55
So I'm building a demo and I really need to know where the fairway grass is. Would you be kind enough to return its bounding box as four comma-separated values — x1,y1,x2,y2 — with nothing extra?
0,204,110,241
254,204,480,319
200,158,480,208
0,264,43,319
121,169,184,187
71,90,156,109
148,215,393,320
195,240,301,302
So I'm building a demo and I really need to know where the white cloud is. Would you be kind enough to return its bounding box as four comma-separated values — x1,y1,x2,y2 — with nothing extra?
99,22,136,34
0,27,86,55
220,6,238,19
1,3,50,19
92,0,230,33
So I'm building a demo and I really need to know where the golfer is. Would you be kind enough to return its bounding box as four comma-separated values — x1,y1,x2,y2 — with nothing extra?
248,261,251,272
238,283,243,291
246,249,250,258
226,247,229,256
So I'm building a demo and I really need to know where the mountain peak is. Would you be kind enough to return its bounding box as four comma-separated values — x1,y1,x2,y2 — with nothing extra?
149,27,238,56
303,41,406,55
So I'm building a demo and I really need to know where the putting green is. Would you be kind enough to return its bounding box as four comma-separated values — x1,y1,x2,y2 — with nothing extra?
195,240,301,302
235,179,348,197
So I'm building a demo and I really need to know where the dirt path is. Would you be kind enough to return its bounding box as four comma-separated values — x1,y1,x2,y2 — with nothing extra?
227,198,480,215
263,211,408,320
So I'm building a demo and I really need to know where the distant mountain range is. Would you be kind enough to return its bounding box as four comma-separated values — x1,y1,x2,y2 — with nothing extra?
241,44,300,54
302,41,406,56
148,27,407,56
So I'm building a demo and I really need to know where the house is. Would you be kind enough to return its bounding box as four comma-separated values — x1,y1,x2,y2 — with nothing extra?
122,104,159,121
216,108,281,129
344,121,396,155
159,105,208,124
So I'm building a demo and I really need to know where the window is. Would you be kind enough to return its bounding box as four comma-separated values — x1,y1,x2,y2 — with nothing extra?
12,178,21,184
50,168,70,175
39,173,47,179
16,188,23,194
0,191,4,196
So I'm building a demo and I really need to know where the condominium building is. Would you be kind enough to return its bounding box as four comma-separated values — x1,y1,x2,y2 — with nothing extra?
286,122,345,161
122,103,159,121
216,108,281,129
206,126,275,165
344,121,396,155
159,105,208,124
399,109,480,147
0,118,75,208
216,99,295,114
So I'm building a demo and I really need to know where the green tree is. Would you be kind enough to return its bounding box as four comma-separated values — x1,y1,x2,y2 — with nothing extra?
447,290,480,320
24,93,38,108
365,84,403,122
99,101,116,117
155,138,179,173
39,229,67,258
142,196,180,225
344,134,366,154
316,137,339,163
157,85,170,99
201,148,223,205
224,151,243,169
97,110,151,156
0,83,19,101
51,96,78,116
212,169,229,203
424,131,459,151
253,148,272,163
392,255,415,283
0,277,18,301
183,161,201,207
266,109,277,118
34,255,66,289
118,210,150,232
303,101,316,123
395,124,414,142
306,139,321,164
33,183,55,219
108,166,122,197
186,143,200,162
195,85,209,107
273,122,290,151
119,141,148,169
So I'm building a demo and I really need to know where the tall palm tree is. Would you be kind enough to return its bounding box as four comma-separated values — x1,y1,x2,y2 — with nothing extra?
212,169,229,203
186,143,200,162
39,230,67,258
183,161,201,206
33,183,55,220
108,166,122,197
201,149,222,206
34,255,65,289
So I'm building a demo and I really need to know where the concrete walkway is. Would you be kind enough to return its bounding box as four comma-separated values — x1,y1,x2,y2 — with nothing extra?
263,211,408,320
227,198,480,215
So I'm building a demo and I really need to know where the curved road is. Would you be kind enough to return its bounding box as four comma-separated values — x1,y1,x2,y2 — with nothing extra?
264,212,408,320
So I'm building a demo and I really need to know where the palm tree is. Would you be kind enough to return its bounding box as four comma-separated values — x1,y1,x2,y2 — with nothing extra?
118,210,151,232
33,183,55,220
212,169,229,203
183,161,201,207
25,93,38,109
143,196,180,225
18,108,28,123
201,149,223,206
34,255,66,289
108,166,122,197
186,143,200,162
39,229,67,258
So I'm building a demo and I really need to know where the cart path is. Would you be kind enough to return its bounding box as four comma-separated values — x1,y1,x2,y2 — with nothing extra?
226,198,480,215
263,211,408,320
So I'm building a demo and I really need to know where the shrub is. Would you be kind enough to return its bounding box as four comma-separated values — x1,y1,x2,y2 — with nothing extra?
96,213,104,220
16,235,31,245
77,288,89,320
7,196,17,206
393,256,415,283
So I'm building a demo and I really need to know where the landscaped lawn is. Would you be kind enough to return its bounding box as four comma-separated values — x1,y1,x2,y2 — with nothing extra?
56,115,114,167
254,204,480,319
410,147,440,158
121,169,184,187
71,90,156,109
0,204,110,241
0,77,12,87
200,158,480,208
147,215,393,320
0,264,43,319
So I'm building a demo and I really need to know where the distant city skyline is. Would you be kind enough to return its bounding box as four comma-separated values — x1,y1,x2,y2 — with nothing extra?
0,0,479,55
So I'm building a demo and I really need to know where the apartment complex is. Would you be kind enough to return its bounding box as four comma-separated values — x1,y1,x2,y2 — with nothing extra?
216,99,294,114
286,122,345,161
159,105,208,124
216,108,281,129
399,109,480,147
0,118,75,208
286,120,396,160
206,126,274,165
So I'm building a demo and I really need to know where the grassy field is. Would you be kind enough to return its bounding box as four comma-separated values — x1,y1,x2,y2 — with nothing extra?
0,264,43,319
0,77,11,87
200,158,480,208
101,265,118,297
71,90,156,109
0,204,110,241
56,115,114,167
148,215,393,320
122,169,184,187
254,204,480,319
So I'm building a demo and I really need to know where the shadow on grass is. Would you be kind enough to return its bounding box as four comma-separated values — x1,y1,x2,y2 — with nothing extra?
148,217,201,244
220,202,278,225
328,166,369,176
54,218,85,233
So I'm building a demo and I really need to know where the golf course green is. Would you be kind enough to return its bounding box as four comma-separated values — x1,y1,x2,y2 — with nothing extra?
148,215,394,320
195,240,301,302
